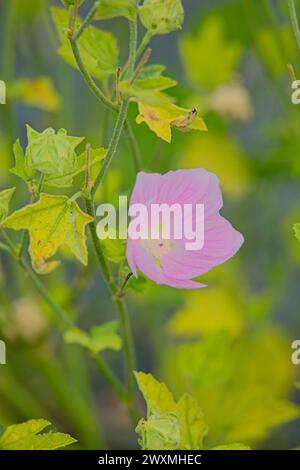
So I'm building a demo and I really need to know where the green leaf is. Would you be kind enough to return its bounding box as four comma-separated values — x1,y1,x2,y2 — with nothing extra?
90,322,122,353
120,76,177,103
294,223,300,243
44,146,106,188
52,7,119,80
137,64,166,80
10,139,35,182
0,419,76,450
64,321,122,354
0,80,6,104
61,0,85,6
101,238,126,263
139,0,184,36
3,193,93,274
136,413,180,450
177,394,207,450
95,0,137,21
64,328,91,350
134,372,250,451
0,188,16,223
134,372,177,417
25,125,84,176
180,17,241,88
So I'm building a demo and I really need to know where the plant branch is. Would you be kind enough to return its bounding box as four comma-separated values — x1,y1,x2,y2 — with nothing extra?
84,198,138,422
124,121,142,171
68,35,117,112
74,1,99,41
92,99,129,195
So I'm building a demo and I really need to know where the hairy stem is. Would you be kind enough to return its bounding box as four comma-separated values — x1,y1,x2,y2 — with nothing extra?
74,1,99,41
92,99,129,195
68,36,117,112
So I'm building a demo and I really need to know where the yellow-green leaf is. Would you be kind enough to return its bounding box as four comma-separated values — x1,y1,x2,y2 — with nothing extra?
101,238,126,263
177,394,207,450
10,139,35,182
136,413,180,450
120,76,177,103
44,146,106,188
52,7,119,80
180,17,241,88
0,419,76,450
139,0,184,36
9,77,61,112
96,0,137,21
0,80,6,104
136,101,207,143
64,321,122,353
134,371,177,417
294,223,300,243
3,193,93,274
0,188,16,222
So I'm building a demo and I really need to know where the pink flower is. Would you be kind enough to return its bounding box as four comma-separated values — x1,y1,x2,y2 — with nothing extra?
126,169,244,289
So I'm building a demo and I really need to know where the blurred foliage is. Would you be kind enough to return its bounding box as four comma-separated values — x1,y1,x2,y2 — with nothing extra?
0,0,300,451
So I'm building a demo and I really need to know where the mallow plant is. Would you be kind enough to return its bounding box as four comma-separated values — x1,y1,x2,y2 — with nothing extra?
0,0,245,450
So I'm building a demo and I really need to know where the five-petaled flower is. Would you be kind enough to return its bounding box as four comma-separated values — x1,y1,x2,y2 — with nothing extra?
126,169,244,288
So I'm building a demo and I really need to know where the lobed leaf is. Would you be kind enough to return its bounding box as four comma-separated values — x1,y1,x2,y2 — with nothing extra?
52,7,119,80
136,100,207,142
3,194,93,274
64,321,122,354
0,187,16,222
135,372,250,450
0,419,76,450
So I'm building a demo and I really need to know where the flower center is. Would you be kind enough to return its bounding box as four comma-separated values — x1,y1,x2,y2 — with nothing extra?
142,237,174,266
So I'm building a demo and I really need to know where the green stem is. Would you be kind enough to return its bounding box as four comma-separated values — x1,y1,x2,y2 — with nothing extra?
85,198,138,422
85,198,116,291
68,33,117,112
74,1,99,41
18,257,73,328
92,99,129,195
125,121,142,171
0,241,11,254
92,353,126,402
125,18,138,79
136,30,152,60
289,0,300,51
69,3,139,423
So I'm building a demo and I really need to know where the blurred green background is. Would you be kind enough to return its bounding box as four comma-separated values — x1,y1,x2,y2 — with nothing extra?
1,0,300,450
